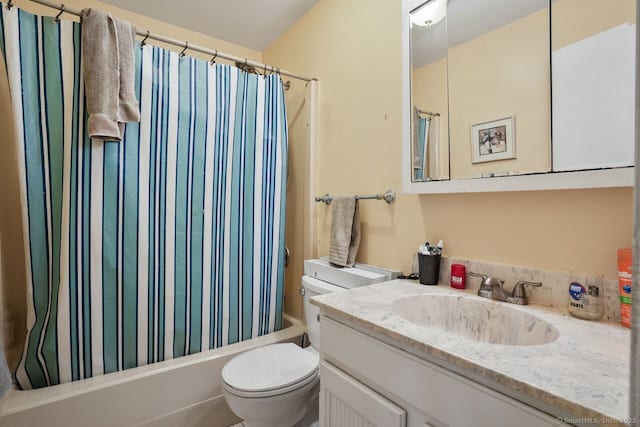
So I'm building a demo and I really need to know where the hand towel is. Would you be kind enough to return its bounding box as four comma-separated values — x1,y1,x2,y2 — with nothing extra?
81,9,140,141
328,196,361,267
114,18,139,125
0,343,10,398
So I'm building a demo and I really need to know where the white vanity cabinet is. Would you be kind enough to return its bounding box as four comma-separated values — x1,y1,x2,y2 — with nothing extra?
319,316,569,427
321,362,407,427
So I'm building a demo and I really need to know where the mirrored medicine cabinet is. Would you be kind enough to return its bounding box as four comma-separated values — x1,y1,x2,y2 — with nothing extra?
402,0,636,193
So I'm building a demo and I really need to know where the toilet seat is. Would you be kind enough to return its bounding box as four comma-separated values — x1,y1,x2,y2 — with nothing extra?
222,343,319,398
223,368,319,398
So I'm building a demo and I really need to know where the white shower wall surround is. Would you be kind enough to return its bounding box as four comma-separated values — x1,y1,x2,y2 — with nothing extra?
0,4,289,389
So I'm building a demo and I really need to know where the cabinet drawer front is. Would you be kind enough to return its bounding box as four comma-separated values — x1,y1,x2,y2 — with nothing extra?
321,361,407,427
321,316,565,427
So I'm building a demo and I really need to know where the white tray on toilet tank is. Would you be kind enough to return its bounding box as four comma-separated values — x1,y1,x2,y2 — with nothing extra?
303,258,401,289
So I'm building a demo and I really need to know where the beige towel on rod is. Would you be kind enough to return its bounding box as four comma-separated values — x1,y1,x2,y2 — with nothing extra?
81,9,140,141
328,196,361,268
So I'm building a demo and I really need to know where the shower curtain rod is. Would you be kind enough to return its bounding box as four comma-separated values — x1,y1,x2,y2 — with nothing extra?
417,109,440,117
21,0,316,83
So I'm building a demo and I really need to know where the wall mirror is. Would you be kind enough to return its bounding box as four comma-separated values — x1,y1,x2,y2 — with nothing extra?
407,0,636,189
410,0,450,181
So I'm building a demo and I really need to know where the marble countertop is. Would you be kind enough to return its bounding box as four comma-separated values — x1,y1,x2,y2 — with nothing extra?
311,280,631,425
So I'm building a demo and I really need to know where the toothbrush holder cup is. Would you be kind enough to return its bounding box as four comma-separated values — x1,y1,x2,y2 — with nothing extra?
418,253,441,285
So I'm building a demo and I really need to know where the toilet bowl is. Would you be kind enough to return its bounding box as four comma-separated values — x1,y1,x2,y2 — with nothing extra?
222,343,320,427
221,259,396,427
221,275,342,427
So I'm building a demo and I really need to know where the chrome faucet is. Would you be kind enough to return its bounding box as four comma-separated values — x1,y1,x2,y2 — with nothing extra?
468,272,542,305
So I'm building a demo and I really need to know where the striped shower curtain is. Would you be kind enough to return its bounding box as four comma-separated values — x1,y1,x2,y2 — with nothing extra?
0,5,287,390
414,116,429,181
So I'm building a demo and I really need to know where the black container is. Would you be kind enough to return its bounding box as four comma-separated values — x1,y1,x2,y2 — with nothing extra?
418,253,441,285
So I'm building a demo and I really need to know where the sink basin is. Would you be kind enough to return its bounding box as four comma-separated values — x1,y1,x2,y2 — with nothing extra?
391,294,559,346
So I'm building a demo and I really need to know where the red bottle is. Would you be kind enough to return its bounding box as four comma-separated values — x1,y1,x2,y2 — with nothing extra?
451,264,466,289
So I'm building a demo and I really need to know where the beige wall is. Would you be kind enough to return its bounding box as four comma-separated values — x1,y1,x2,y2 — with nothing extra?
264,0,633,319
264,0,405,319
283,81,314,320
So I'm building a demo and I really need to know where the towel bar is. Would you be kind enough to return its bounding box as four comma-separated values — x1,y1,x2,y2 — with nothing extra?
314,189,396,205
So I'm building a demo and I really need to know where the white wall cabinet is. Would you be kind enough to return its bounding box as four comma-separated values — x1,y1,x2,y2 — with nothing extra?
319,316,569,427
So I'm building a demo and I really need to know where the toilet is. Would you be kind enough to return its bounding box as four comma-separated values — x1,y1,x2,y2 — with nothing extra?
221,259,398,427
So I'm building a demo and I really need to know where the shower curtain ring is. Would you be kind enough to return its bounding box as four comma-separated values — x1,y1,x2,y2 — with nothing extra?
140,30,150,47
54,4,65,23
179,42,189,58
209,50,218,65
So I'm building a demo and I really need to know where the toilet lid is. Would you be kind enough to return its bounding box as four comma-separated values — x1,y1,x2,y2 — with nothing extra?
222,343,319,393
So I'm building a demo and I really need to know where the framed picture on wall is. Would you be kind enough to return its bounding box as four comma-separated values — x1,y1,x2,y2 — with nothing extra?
470,116,516,163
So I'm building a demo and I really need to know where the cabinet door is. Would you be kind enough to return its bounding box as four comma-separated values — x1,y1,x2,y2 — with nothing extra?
320,361,406,427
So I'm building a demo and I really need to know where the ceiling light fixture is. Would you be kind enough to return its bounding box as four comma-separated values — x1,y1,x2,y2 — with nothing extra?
410,0,446,28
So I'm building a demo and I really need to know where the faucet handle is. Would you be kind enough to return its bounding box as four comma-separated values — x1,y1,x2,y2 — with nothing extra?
468,271,490,289
469,271,504,289
469,271,501,283
512,281,542,297
468,271,488,280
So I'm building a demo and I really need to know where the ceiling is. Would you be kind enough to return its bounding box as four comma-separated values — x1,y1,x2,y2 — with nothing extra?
412,0,549,68
101,0,319,51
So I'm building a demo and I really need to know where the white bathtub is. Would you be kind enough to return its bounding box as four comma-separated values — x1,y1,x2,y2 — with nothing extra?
0,315,305,427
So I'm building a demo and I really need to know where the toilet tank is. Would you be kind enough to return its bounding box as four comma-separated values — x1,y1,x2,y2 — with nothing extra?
301,276,346,349
301,258,401,349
